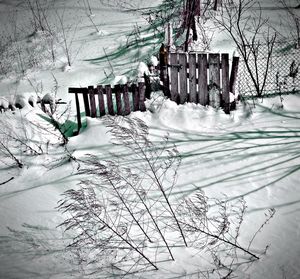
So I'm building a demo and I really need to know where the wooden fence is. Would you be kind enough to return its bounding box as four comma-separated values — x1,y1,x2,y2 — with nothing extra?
69,83,147,134
159,45,239,114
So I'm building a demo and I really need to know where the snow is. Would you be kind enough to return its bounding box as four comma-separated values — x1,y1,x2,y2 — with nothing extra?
112,75,128,86
150,55,159,67
0,0,300,278
137,61,150,77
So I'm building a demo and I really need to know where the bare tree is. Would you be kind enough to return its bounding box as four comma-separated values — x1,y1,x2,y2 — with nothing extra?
25,0,53,34
279,0,300,48
55,10,81,67
214,0,277,97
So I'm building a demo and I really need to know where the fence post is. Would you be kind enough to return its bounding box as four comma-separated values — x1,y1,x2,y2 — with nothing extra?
115,84,123,115
83,88,91,117
75,93,81,135
209,53,221,108
221,53,230,114
105,85,115,116
144,72,151,99
138,82,146,112
189,53,197,103
165,23,173,48
170,52,179,103
179,53,188,104
159,44,170,97
132,84,139,111
89,86,97,118
230,53,239,110
97,85,106,117
123,84,131,115
198,53,208,105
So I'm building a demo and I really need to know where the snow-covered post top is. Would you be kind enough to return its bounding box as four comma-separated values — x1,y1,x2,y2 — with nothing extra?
164,23,173,50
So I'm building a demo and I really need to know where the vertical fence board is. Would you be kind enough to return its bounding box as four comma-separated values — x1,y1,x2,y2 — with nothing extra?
229,55,239,110
179,53,188,104
115,84,123,115
221,53,230,114
198,53,208,105
189,53,197,103
88,86,96,118
83,91,90,117
132,84,140,111
138,82,146,112
123,84,131,115
75,93,81,134
144,73,151,99
105,85,115,116
209,53,221,86
230,56,239,93
97,85,106,117
159,44,170,97
209,53,221,108
170,53,179,103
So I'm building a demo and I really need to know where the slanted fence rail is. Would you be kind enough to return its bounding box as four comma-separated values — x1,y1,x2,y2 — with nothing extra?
69,82,146,134
160,47,239,114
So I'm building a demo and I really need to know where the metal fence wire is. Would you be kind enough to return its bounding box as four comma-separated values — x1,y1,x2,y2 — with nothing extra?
237,41,300,96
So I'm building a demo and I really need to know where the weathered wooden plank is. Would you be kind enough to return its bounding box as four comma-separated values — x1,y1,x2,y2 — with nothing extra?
189,53,197,103
170,52,179,103
230,55,239,94
105,85,115,116
115,84,123,115
82,89,91,117
69,87,88,94
178,53,188,104
88,86,96,118
229,54,239,110
221,53,230,114
198,53,208,106
138,82,146,112
132,84,140,111
75,93,81,135
123,84,131,115
159,44,170,97
144,73,151,99
170,62,220,69
209,53,221,87
97,85,106,117
208,53,221,108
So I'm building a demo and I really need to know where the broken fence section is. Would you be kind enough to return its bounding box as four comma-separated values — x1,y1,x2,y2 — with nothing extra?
159,45,239,114
68,83,146,135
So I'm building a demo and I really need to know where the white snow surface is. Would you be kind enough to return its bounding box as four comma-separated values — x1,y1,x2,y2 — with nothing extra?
0,0,300,278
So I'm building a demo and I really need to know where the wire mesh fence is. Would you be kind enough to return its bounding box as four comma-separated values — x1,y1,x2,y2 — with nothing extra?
237,40,300,96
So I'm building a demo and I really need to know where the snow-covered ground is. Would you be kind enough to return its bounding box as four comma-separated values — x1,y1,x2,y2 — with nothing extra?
0,0,300,278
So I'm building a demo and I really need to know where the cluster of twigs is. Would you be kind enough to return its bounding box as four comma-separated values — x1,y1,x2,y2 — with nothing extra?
57,117,273,277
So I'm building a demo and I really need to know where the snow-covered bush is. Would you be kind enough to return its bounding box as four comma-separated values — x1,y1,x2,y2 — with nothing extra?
0,31,56,77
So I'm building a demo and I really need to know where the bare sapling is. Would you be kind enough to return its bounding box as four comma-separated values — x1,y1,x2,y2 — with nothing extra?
214,0,277,97
58,117,275,276
25,0,53,34
279,0,300,48
55,9,81,67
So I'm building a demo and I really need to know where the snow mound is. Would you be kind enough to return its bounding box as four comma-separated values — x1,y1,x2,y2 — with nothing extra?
112,75,128,86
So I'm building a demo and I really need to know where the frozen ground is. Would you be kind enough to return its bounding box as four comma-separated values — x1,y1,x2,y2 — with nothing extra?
0,0,300,278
